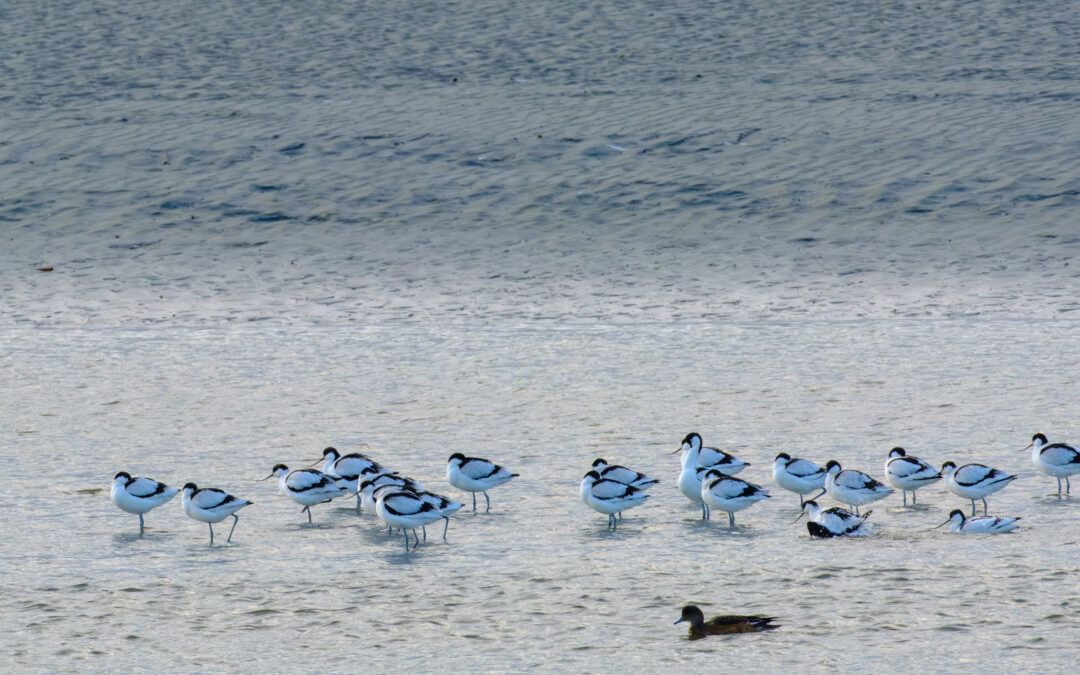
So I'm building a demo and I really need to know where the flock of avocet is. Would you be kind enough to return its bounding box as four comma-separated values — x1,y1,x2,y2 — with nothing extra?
111,449,517,550
112,432,1078,548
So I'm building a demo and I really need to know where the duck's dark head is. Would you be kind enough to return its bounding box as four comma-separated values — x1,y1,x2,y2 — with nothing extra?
675,605,705,626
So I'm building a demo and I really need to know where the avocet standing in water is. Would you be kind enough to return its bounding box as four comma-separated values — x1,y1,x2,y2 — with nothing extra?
317,447,385,511
373,486,444,551
677,433,749,475
700,469,770,526
1024,433,1080,496
792,499,873,538
823,460,892,515
181,483,252,544
941,461,1017,516
771,453,827,506
264,464,348,523
934,509,1020,534
580,470,649,529
884,447,941,505
447,453,518,512
110,472,179,534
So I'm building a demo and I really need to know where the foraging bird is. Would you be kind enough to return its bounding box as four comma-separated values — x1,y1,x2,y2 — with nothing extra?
1024,433,1080,496
771,452,827,505
941,461,1016,516
180,483,252,544
373,487,444,551
674,605,779,639
700,469,770,526
793,499,873,537
884,448,941,506
110,471,179,534
823,460,892,515
447,453,518,512
580,470,649,529
934,509,1020,534
264,464,348,523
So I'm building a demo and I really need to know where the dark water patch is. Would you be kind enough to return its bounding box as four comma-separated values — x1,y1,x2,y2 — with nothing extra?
1011,190,1080,203
278,142,305,155
221,209,260,218
249,213,291,223
252,184,285,192
160,200,193,210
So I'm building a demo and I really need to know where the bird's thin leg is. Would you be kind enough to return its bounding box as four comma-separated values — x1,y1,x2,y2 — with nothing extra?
139,514,145,535
227,514,239,542
981,498,988,515
484,491,491,512
356,494,362,513
208,523,215,545
302,505,312,523
442,517,449,541
912,490,917,505
421,526,427,542
471,492,477,512
728,511,735,527
902,491,908,506
402,529,410,551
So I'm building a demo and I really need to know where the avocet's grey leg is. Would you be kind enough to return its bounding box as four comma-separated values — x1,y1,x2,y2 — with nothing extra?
226,514,240,542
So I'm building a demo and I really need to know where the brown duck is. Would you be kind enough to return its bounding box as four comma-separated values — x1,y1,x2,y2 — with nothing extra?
675,605,780,639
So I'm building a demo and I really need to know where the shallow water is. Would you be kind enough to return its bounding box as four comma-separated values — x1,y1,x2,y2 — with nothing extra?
3,321,1079,672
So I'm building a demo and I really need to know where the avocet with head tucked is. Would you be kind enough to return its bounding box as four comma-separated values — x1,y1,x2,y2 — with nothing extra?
1024,433,1080,496
358,472,424,512
591,458,659,490
934,509,1020,534
181,483,252,544
580,470,649,529
264,464,348,523
792,499,873,537
941,461,1016,516
824,460,892,515
111,472,179,534
677,457,713,519
884,447,941,505
771,453,827,505
700,469,770,526
677,433,749,475
447,453,518,512
373,487,444,551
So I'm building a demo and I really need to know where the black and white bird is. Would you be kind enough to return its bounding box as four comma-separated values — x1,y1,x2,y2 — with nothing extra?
317,447,385,511
264,464,348,523
700,469,770,526
676,432,749,475
358,472,425,512
771,453,827,505
181,483,252,544
823,460,892,516
884,447,941,506
110,471,179,534
447,453,518,512
793,499,873,538
1024,433,1080,496
590,458,659,489
373,487,444,551
934,509,1020,534
941,461,1016,516
580,470,649,529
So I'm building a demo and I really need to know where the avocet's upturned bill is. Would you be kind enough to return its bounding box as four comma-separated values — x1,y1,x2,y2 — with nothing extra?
940,461,1016,516
771,453,827,505
374,487,444,551
580,470,649,529
884,447,941,506
823,460,892,515
111,472,179,534
793,499,872,537
934,509,1020,534
181,483,252,544
1025,433,1080,496
676,432,748,475
264,464,348,523
700,468,770,526
591,458,659,489
447,453,518,512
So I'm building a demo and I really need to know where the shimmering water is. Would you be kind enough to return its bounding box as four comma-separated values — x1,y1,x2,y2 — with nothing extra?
3,321,1079,671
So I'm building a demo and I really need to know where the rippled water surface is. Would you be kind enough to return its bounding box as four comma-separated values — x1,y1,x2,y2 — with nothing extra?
3,321,1079,672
